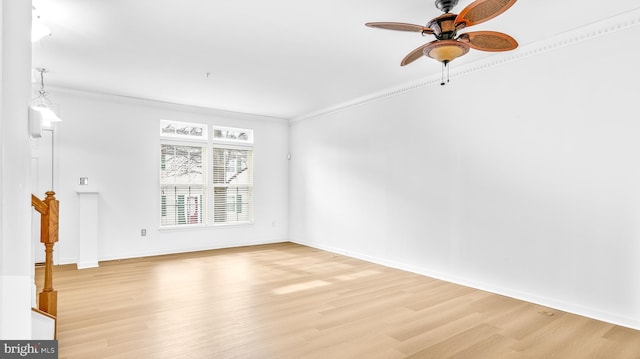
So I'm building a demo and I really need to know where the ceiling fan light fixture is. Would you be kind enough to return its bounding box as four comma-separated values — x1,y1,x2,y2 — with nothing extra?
366,0,519,83
423,40,469,63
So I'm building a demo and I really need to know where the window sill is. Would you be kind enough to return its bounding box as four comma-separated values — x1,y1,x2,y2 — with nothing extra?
158,222,254,231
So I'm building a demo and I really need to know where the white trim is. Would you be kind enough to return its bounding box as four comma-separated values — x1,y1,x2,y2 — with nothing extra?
157,221,254,231
212,125,254,145
47,85,288,123
76,261,99,270
159,126,254,228
57,257,78,266
212,142,254,151
160,119,208,142
1,276,32,339
36,7,640,125
32,308,56,340
291,7,640,124
292,238,640,331
56,239,286,266
96,238,288,263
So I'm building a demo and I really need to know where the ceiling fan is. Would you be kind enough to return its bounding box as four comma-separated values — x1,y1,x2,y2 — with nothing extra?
366,0,518,82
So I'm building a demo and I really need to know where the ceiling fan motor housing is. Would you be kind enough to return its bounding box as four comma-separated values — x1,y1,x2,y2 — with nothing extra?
428,13,459,40
435,0,459,13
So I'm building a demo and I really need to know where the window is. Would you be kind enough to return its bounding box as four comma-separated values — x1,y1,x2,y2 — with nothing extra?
213,125,254,143
160,120,207,140
160,121,253,227
212,146,253,223
160,144,206,226
212,125,254,224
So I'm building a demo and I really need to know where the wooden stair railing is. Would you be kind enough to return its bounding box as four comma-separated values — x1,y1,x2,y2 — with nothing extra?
31,191,59,317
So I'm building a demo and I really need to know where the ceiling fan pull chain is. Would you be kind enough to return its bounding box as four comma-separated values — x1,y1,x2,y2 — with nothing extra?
440,61,451,86
447,62,450,84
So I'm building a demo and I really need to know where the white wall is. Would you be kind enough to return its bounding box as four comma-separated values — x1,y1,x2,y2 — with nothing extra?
289,17,640,328
48,90,289,263
0,0,33,339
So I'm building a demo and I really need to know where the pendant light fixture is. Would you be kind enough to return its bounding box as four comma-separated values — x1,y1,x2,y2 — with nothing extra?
30,68,62,127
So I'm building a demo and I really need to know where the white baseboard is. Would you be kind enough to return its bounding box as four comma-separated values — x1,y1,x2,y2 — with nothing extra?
96,238,289,263
55,239,289,266
57,257,78,266
76,261,99,270
291,239,640,331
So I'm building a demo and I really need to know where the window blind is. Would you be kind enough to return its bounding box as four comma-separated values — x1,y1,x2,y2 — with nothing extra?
212,147,253,224
160,144,206,226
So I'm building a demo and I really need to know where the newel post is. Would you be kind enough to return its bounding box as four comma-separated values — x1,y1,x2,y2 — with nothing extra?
39,191,59,316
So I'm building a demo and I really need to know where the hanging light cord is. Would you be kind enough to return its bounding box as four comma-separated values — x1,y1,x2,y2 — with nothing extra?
38,68,48,97
37,67,57,191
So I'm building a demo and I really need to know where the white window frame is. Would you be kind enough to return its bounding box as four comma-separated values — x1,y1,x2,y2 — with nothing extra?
212,125,254,145
160,119,208,140
159,141,208,228
159,121,254,228
212,143,254,225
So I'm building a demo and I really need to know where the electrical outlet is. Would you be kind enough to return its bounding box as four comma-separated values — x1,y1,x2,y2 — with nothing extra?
141,229,147,236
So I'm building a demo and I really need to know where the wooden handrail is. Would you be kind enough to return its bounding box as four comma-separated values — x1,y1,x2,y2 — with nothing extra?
31,194,48,215
31,191,59,317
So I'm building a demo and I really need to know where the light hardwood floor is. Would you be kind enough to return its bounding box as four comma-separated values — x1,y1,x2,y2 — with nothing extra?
36,242,640,358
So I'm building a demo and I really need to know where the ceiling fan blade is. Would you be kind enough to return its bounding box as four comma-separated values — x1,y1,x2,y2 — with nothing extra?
366,22,434,34
401,41,437,66
454,0,517,27
458,31,518,51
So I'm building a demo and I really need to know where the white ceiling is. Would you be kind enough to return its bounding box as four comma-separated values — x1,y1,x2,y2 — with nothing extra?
32,0,640,120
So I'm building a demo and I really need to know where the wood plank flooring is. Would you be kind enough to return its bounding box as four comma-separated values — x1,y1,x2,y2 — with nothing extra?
36,242,640,358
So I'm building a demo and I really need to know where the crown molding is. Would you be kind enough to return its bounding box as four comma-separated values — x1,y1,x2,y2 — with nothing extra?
291,6,640,124
45,84,289,124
